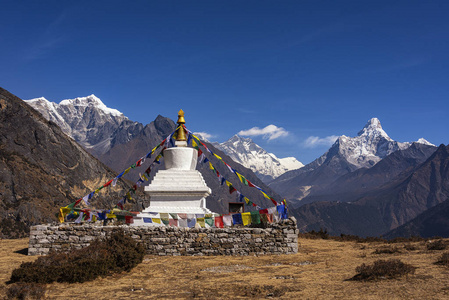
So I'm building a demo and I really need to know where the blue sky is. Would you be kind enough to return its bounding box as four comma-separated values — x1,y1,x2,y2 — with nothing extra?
1,1,448,164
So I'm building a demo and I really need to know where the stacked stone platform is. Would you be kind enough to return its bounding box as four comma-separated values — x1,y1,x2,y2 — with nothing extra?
28,217,298,256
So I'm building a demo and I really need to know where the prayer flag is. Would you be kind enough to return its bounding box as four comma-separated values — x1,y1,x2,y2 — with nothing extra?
197,217,205,228
277,204,288,219
112,177,119,187
58,208,65,223
75,212,84,223
103,179,113,188
178,218,188,228
241,212,251,226
224,162,235,173
187,217,196,228
143,218,152,223
260,213,268,224
136,159,143,167
152,218,161,224
205,216,214,228
223,214,232,226
251,211,261,224
160,213,170,225
192,139,199,149
82,194,90,206
169,218,178,227
232,213,243,225
236,172,249,186
214,215,224,228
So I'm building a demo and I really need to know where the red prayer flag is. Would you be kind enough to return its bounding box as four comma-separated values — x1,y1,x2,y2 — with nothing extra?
247,180,256,188
103,179,113,187
214,216,224,228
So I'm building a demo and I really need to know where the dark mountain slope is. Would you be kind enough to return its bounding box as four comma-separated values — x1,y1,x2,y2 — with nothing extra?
292,144,449,237
384,198,449,239
301,143,436,205
0,88,130,238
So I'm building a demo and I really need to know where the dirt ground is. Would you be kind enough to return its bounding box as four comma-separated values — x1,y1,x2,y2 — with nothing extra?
1,237,449,299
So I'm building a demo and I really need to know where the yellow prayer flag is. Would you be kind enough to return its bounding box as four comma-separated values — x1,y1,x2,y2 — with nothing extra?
123,167,132,175
260,190,271,200
141,173,148,181
152,218,161,224
213,153,222,160
58,208,65,223
242,212,252,226
197,217,205,228
192,139,198,148
106,213,116,219
244,197,250,204
225,180,232,188
209,162,214,170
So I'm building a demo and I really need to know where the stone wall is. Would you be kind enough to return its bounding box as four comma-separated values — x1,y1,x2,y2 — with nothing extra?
28,217,298,256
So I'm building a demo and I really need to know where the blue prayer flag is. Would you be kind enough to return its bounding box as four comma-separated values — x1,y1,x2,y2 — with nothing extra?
232,213,243,225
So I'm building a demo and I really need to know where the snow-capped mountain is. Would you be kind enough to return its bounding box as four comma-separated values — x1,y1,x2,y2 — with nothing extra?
214,135,304,183
25,95,129,155
336,117,410,168
336,118,433,168
269,117,435,203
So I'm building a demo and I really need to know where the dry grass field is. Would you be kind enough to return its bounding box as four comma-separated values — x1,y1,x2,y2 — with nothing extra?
1,237,449,299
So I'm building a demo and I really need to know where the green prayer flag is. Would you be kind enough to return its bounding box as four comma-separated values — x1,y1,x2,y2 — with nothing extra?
250,211,261,224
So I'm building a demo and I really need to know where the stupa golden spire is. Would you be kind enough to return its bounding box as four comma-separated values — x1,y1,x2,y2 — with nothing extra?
176,109,187,142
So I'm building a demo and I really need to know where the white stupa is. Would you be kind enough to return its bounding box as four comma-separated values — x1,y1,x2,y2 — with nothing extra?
133,110,212,226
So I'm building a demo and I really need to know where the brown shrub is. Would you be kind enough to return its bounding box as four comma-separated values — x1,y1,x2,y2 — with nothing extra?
350,259,416,281
435,252,449,267
373,246,401,255
9,230,145,284
403,243,418,251
426,240,446,251
6,283,46,300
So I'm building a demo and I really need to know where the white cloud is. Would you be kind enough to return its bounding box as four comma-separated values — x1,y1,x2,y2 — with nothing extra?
238,124,289,141
193,132,214,142
304,135,339,148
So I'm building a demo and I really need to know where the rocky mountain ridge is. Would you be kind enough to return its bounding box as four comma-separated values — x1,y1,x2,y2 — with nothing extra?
269,118,433,205
0,88,131,238
213,135,304,183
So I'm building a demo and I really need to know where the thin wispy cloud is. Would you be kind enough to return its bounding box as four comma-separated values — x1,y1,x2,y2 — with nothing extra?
238,125,289,141
304,135,339,148
364,57,429,74
193,132,215,142
23,12,68,61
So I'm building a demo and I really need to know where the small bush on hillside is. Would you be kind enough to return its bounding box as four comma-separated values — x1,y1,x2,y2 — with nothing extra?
403,243,418,251
300,228,329,239
373,246,401,255
426,240,446,251
9,230,145,284
6,283,46,300
350,259,416,281
435,252,449,267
